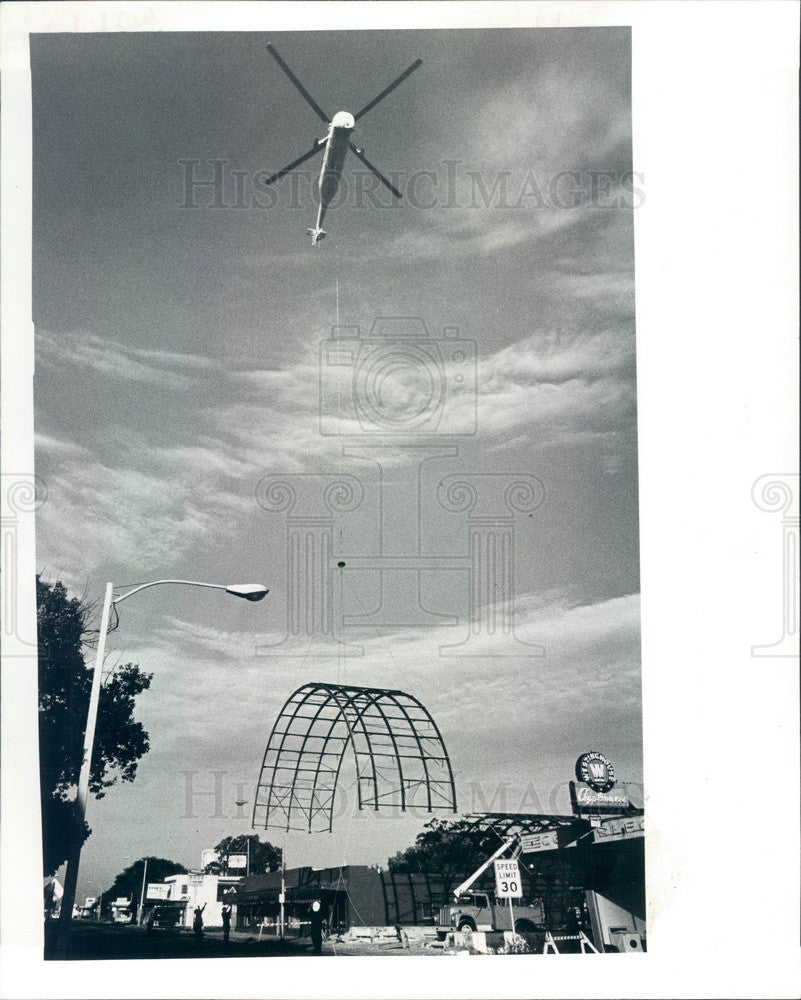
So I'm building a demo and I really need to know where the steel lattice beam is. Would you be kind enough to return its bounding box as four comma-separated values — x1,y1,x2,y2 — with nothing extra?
252,683,457,833
462,812,587,838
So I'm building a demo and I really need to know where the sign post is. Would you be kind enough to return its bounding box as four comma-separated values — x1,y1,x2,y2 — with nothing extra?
494,859,522,933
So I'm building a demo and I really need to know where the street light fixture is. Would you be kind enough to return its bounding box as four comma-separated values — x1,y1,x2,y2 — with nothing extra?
54,578,269,957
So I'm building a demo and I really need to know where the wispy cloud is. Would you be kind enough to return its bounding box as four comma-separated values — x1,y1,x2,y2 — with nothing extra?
36,330,218,389
36,310,636,587
474,327,636,449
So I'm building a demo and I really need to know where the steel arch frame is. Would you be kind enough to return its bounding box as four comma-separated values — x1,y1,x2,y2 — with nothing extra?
252,683,457,833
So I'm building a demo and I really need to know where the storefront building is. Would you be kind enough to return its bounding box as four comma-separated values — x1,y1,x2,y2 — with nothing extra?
144,872,241,929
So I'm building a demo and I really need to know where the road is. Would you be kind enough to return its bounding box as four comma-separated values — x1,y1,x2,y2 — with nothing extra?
44,921,337,960
48,921,552,959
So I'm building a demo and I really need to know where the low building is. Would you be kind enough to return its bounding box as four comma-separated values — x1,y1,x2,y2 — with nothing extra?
235,866,385,936
110,897,133,923
148,872,240,929
235,864,481,936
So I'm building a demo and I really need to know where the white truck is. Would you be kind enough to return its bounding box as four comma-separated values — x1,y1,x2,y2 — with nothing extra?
434,836,546,939
435,890,545,938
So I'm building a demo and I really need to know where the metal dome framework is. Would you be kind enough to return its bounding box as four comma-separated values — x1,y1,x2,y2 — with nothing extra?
253,683,457,833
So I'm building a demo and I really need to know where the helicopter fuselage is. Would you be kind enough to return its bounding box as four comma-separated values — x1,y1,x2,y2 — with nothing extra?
309,112,355,242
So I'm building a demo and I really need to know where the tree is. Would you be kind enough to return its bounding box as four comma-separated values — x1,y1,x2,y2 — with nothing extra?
101,857,187,920
37,576,153,876
203,834,282,876
387,818,502,897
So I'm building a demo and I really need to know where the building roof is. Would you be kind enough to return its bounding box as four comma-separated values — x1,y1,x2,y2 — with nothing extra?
234,865,370,904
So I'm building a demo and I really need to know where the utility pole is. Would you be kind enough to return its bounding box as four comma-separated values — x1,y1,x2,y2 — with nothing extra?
233,799,251,878
138,858,149,925
279,847,286,940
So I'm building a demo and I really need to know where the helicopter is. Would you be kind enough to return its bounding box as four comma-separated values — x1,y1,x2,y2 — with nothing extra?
263,44,422,244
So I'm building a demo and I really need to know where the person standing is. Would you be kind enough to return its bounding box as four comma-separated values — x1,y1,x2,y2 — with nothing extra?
309,900,324,955
221,904,231,945
192,903,206,946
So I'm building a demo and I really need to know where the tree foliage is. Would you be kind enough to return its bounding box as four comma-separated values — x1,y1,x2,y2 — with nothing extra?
387,818,502,895
203,834,282,876
101,857,187,919
37,576,153,876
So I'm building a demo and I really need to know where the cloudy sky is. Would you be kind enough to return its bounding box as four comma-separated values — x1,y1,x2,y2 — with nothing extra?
31,28,640,898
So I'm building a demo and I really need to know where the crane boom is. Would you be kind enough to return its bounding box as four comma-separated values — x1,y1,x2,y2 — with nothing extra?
452,837,519,899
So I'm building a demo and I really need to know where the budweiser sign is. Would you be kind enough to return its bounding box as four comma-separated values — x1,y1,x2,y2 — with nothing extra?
569,780,632,813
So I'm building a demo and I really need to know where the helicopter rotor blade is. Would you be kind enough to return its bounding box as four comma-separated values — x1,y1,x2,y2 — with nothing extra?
267,44,331,124
349,144,403,199
354,58,422,122
262,142,325,187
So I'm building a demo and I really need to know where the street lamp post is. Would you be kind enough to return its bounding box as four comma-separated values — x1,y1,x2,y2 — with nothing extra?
54,578,268,957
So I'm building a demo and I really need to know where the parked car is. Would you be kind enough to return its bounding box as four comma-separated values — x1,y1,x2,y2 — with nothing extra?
145,905,181,934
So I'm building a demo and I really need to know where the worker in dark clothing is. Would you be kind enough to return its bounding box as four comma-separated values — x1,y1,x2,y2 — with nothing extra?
192,903,206,946
309,900,324,954
221,905,232,944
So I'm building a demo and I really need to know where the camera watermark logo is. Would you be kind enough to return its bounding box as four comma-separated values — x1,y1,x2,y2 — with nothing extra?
252,317,546,658
751,473,799,658
319,318,477,438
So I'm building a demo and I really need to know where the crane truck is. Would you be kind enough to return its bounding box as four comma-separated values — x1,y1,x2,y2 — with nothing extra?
435,837,545,939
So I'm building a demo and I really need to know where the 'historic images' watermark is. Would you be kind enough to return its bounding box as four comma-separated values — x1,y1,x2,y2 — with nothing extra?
179,160,645,213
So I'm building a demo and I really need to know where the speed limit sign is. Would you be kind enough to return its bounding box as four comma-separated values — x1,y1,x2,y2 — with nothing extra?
494,859,522,898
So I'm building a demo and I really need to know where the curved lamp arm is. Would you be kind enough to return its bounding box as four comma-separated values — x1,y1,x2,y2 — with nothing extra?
114,580,268,604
